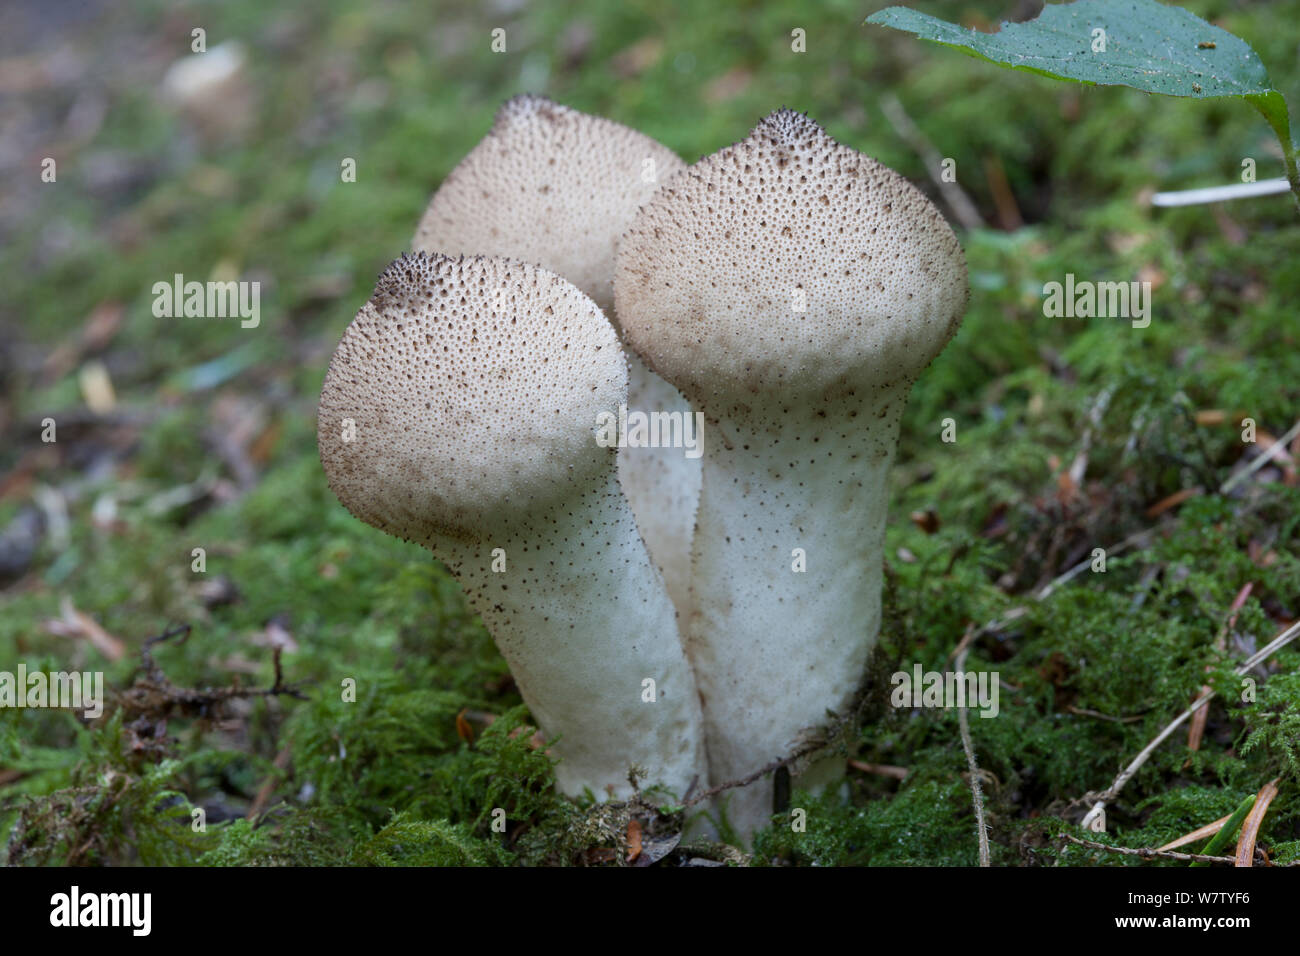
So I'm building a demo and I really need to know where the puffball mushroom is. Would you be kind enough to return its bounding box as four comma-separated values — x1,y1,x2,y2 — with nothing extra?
614,109,969,837
317,251,708,801
412,95,700,624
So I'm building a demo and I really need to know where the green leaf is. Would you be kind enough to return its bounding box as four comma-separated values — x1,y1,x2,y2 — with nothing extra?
867,0,1273,100
867,0,1299,205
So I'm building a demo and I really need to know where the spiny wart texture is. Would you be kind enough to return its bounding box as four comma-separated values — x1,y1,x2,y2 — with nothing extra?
318,252,625,543
615,108,969,407
414,95,686,318
410,94,701,624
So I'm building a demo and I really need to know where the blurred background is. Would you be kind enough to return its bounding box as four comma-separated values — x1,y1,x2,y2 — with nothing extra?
2,0,1298,866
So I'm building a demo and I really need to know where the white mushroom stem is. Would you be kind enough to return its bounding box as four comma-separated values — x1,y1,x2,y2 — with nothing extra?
688,389,908,830
433,466,704,799
318,252,708,801
617,356,702,627
615,109,968,839
410,94,701,623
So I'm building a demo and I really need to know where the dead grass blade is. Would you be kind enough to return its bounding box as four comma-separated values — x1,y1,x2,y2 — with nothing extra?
1234,778,1280,868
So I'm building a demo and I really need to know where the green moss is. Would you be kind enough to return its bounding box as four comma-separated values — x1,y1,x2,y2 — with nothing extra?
5,0,1300,866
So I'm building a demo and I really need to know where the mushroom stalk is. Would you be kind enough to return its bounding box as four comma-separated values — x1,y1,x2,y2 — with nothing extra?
686,388,908,829
318,252,708,801
615,109,968,838
434,465,704,799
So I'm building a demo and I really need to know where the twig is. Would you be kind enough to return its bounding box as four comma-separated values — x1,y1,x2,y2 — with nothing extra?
1187,582,1253,753
1220,418,1300,493
1079,617,1300,831
681,739,825,809
1034,527,1152,600
879,93,985,232
1151,177,1291,207
1061,834,1288,866
848,760,909,780
246,745,293,820
955,624,991,867
1066,705,1146,724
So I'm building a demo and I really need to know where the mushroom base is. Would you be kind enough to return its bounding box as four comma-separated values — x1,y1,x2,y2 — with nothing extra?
431,467,710,803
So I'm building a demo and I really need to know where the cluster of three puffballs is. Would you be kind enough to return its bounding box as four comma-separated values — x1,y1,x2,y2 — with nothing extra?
317,95,969,839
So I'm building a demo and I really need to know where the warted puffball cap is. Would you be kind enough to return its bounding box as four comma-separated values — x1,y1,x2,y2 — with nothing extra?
615,109,969,403
318,253,625,543
413,95,686,317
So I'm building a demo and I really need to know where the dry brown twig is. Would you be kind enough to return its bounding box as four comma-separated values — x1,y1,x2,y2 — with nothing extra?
1235,778,1280,868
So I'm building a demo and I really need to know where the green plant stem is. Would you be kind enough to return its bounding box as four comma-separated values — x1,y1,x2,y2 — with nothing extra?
1190,794,1255,867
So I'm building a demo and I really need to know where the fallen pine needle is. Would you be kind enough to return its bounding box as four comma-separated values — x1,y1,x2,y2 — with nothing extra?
1221,418,1300,493
627,818,643,864
1157,813,1231,852
1235,778,1280,868
848,760,909,780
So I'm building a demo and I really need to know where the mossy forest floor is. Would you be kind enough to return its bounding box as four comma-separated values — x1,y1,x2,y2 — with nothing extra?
2,0,1299,866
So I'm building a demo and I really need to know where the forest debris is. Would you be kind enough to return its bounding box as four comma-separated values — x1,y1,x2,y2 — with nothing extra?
1065,705,1145,724
626,818,643,863
1157,814,1232,851
1145,486,1201,518
121,623,306,728
582,847,619,865
207,393,269,491
257,615,298,652
246,745,293,820
704,67,753,104
983,153,1022,230
1235,778,1280,868
195,574,241,608
848,760,909,780
1063,834,1281,866
879,93,985,231
43,596,126,661
955,624,991,867
610,37,662,78
143,471,221,516
1221,418,1300,493
41,302,125,382
1187,583,1252,753
632,830,681,867
455,708,475,743
909,509,940,534
78,360,117,414
31,484,70,551
1079,617,1300,832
